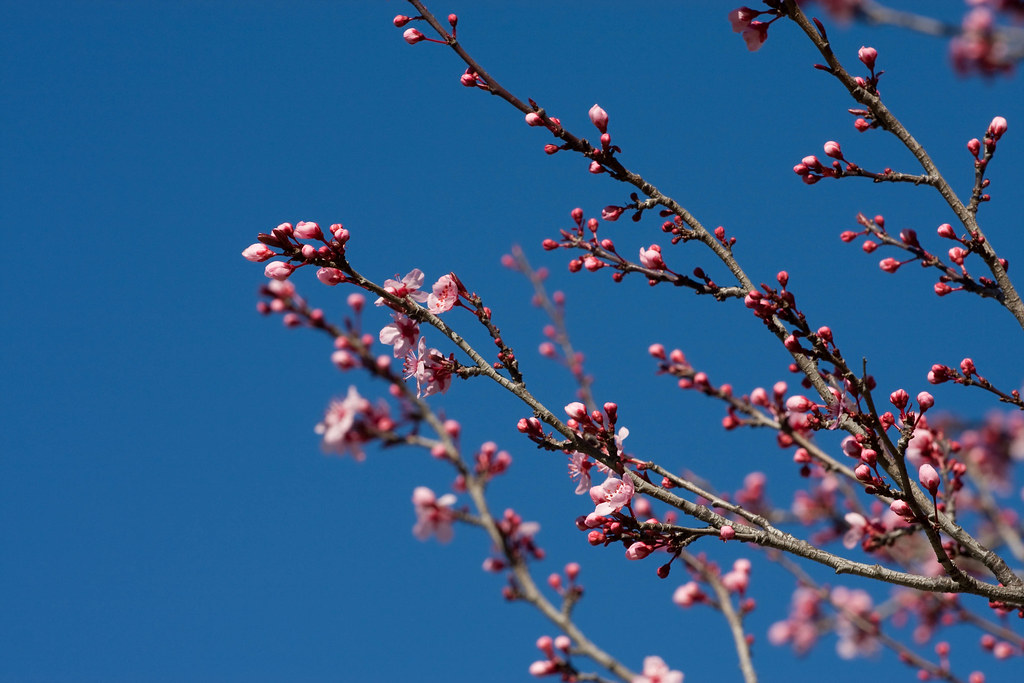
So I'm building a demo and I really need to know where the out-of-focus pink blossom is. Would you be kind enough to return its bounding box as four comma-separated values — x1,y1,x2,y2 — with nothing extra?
632,655,684,683
412,486,457,543
672,581,704,607
742,21,769,51
728,7,757,33
315,386,372,461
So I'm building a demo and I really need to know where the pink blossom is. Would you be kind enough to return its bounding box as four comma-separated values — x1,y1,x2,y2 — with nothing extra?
843,512,868,549
589,473,635,516
568,452,594,494
588,104,609,133
742,21,769,51
672,581,703,607
405,336,453,398
379,312,420,358
412,486,457,543
314,386,372,461
264,261,295,281
639,244,666,270
375,268,430,307
632,655,683,683
242,243,276,262
728,7,757,33
427,273,460,314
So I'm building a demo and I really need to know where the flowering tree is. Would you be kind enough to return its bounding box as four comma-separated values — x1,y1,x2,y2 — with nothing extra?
244,2,1024,681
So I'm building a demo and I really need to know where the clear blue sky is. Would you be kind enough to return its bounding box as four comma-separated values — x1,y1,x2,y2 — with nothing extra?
4,2,1023,681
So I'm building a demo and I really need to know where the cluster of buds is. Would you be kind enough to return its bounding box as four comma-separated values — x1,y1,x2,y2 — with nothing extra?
243,221,351,285
527,635,575,680
794,141,858,184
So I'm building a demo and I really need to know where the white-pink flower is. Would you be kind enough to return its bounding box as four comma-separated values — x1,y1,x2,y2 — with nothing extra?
375,268,430,307
379,312,420,358
589,473,635,516
412,486,457,543
632,655,683,683
427,273,460,314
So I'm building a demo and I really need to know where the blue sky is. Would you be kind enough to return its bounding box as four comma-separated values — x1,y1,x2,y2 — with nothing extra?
4,2,1024,681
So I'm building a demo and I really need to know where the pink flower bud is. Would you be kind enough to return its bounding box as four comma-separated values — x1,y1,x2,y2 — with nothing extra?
839,231,858,242
242,243,276,262
625,542,653,560
967,138,981,157
988,116,1008,140
403,28,425,44
889,389,909,410
525,112,544,127
858,46,877,70
588,104,609,133
601,205,624,222
823,141,843,159
854,463,873,482
917,391,934,413
919,463,940,495
879,257,901,273
393,15,412,27
588,160,605,174
934,282,953,297
785,395,816,413
293,221,322,239
854,118,870,132
565,402,588,420
639,246,666,270
264,261,295,281
890,499,914,520
719,525,736,541
960,358,976,376
316,267,344,286
937,223,956,239
648,343,666,359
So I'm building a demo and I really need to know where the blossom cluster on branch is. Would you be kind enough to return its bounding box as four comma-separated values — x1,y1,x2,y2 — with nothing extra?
244,2,1024,681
